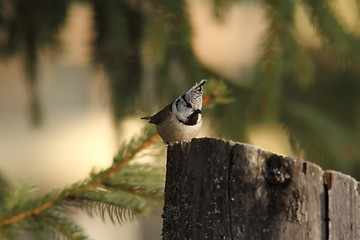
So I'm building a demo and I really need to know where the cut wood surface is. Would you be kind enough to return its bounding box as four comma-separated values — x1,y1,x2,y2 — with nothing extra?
162,138,359,240
325,171,360,240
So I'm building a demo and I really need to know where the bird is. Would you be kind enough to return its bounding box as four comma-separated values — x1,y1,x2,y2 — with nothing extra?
141,79,207,144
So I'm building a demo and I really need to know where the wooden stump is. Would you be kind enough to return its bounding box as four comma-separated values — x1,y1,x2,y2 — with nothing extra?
162,138,360,240
325,171,360,240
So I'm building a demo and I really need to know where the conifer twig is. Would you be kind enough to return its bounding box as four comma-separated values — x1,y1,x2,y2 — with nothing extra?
203,90,218,105
0,201,54,227
108,134,160,176
0,134,160,227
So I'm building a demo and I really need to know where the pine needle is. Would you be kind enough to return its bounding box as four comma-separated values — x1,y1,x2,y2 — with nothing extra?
0,128,160,228
78,189,149,224
35,212,88,240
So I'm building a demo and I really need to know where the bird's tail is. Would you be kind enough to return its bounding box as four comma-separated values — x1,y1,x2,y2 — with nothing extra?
141,116,152,120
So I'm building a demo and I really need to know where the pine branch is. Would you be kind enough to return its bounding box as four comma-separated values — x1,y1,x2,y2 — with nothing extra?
203,90,218,105
302,0,360,65
0,0,69,126
283,100,360,170
104,163,166,200
91,0,143,120
142,2,170,67
35,212,88,240
0,127,160,228
0,173,10,204
202,80,233,107
78,189,149,224
251,0,293,120
210,0,234,20
110,132,160,174
251,0,315,121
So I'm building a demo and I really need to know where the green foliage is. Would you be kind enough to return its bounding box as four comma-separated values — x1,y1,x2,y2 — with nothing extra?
251,0,315,121
109,164,165,199
113,126,157,164
0,129,165,239
35,212,88,240
283,100,360,170
91,0,143,119
303,0,360,64
0,173,10,207
0,0,69,125
234,0,360,176
140,0,215,109
78,189,148,223
210,0,236,20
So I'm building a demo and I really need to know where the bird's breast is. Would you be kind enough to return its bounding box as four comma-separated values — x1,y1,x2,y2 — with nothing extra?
156,112,202,144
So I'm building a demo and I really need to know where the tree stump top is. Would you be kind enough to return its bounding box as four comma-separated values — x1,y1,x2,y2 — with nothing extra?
162,137,360,240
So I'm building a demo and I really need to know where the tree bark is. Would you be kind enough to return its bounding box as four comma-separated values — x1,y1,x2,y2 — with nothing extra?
325,171,360,240
162,138,329,239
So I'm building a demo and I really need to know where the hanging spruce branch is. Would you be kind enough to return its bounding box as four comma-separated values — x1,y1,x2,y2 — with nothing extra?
0,0,69,126
250,0,315,121
302,0,360,65
0,127,164,240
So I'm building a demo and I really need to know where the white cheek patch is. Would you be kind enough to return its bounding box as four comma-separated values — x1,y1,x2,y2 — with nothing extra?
172,98,194,123
196,113,202,124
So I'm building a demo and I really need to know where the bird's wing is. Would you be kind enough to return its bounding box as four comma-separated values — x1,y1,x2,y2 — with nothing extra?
141,104,172,125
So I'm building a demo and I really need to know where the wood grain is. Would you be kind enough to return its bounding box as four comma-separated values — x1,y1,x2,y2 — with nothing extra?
162,138,333,239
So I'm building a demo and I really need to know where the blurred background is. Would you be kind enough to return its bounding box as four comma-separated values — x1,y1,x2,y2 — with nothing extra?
1,0,360,239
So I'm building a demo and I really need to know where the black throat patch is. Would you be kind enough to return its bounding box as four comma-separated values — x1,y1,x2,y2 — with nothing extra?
178,109,201,126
